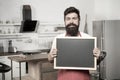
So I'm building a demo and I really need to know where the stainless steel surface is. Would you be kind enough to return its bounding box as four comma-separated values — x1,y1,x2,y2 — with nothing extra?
93,21,104,49
104,20,120,80
93,20,106,80
93,20,120,80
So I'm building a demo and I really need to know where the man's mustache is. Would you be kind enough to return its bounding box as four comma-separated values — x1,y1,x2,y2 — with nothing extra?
66,23,78,28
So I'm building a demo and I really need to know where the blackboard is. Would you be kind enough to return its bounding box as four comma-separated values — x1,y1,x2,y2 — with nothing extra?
54,37,97,70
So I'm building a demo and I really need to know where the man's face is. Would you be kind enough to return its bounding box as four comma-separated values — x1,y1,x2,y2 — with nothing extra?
64,12,80,36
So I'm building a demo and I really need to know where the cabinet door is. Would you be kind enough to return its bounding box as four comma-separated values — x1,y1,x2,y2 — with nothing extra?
11,61,26,78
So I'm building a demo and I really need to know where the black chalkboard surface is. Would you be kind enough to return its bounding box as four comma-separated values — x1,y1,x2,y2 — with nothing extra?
54,37,97,70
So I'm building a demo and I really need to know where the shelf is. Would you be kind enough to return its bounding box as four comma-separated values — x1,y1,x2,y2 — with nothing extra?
0,33,30,39
0,23,21,26
0,33,22,36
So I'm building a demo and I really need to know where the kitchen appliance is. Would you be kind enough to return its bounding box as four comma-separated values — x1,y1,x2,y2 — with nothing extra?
93,20,120,80
23,5,32,21
8,40,17,53
20,20,39,33
0,43,4,53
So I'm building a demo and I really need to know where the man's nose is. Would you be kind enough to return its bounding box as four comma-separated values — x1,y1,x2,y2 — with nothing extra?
69,19,74,24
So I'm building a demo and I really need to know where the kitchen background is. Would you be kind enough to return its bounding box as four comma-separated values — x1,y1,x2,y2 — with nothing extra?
0,0,120,35
0,0,120,80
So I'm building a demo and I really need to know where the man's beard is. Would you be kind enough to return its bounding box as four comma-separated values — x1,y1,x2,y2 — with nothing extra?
65,23,79,36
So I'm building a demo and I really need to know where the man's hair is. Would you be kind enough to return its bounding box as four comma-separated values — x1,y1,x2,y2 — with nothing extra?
64,7,80,20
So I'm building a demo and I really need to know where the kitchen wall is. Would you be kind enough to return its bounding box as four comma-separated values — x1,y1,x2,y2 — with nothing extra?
0,0,120,35
0,0,94,35
0,0,95,53
94,0,120,20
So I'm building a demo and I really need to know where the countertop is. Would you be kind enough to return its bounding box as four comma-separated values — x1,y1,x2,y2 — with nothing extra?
0,52,22,56
8,53,48,62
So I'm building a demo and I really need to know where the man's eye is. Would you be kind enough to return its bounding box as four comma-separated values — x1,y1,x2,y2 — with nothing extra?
73,17,78,20
66,18,70,20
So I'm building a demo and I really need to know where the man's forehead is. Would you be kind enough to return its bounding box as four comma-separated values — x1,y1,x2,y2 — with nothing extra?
65,12,78,18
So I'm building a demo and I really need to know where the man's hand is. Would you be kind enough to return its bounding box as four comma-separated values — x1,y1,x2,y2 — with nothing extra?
48,49,57,62
93,48,100,59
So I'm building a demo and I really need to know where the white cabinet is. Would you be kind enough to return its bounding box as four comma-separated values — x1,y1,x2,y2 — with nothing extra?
11,60,26,78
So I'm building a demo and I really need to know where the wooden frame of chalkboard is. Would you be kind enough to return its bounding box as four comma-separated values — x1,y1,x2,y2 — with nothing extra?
54,37,97,70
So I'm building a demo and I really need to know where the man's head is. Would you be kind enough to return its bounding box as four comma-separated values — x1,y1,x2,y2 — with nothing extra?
64,7,80,36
